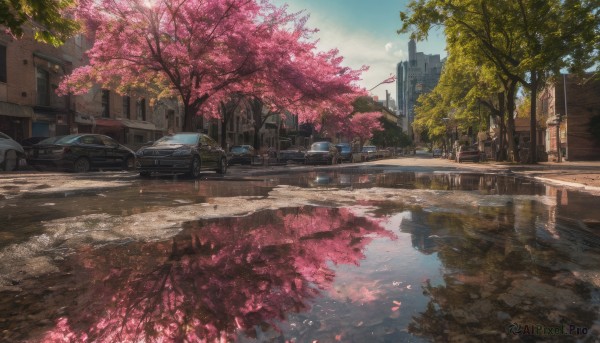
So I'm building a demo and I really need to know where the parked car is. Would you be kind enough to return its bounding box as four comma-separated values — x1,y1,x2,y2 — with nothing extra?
305,141,340,165
362,145,378,160
456,145,482,163
0,132,25,171
27,134,136,172
228,145,256,165
278,145,306,163
20,136,50,158
135,132,227,178
335,143,353,162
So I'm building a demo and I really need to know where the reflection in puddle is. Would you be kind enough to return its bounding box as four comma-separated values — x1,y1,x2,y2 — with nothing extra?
2,172,600,342
9,207,397,342
278,170,547,195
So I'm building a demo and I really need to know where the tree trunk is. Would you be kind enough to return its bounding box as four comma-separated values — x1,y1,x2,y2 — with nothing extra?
498,115,505,161
221,118,228,149
506,82,518,162
249,98,264,150
183,103,196,132
497,92,507,161
528,71,538,164
219,101,232,149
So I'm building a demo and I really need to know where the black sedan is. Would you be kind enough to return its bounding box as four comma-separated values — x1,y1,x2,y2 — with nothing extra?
27,134,135,172
304,141,340,165
135,132,227,178
278,145,307,163
228,145,255,165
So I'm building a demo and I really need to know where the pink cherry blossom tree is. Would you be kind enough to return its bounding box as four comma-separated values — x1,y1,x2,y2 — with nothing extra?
60,0,368,133
349,111,384,148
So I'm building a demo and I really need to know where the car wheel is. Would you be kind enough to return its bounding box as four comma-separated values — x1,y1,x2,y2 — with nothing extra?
139,171,151,178
73,157,91,173
217,157,227,174
123,156,135,171
2,150,18,171
188,156,201,178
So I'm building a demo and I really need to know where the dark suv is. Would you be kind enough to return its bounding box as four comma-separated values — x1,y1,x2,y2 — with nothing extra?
135,133,227,177
305,141,340,165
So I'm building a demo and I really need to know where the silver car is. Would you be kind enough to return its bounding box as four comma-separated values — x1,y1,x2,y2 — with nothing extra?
0,132,25,171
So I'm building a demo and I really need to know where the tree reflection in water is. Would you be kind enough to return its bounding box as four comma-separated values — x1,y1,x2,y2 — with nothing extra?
41,206,396,342
403,197,600,341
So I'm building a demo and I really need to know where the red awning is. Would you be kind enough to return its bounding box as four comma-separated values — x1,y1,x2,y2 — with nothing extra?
94,118,124,128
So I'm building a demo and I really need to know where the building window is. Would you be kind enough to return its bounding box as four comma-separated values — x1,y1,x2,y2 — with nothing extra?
0,45,6,83
122,96,130,119
101,89,110,118
137,98,146,121
36,68,50,106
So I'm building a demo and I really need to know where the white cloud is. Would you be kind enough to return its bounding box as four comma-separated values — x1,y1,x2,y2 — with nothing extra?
307,20,406,100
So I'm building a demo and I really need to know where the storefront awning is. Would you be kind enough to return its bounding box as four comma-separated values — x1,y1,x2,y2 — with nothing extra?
94,118,159,131
120,119,157,131
95,118,124,128
0,102,34,118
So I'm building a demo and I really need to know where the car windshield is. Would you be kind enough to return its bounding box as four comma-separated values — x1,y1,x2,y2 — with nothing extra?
310,142,330,151
336,144,351,152
37,136,66,145
49,135,82,145
155,134,199,145
231,146,250,153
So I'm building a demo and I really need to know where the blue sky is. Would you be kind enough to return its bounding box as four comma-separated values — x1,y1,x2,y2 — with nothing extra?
272,0,447,101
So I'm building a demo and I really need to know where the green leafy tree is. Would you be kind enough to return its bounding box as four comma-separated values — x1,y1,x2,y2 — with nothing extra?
0,0,80,46
400,0,599,163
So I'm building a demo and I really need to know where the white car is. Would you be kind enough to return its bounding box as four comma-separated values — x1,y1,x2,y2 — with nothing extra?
0,132,25,171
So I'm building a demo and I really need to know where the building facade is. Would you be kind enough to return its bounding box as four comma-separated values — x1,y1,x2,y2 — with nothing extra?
0,30,180,149
396,39,444,141
539,74,600,161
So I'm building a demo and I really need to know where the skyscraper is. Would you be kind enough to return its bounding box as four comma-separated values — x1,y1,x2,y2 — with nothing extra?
396,39,444,141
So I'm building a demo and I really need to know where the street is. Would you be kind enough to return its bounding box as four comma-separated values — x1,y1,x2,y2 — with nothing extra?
1,156,600,341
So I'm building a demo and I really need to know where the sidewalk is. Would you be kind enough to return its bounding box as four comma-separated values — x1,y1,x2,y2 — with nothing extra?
371,152,600,195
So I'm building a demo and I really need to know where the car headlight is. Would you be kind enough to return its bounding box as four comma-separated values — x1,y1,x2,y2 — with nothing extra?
172,148,192,156
135,149,145,157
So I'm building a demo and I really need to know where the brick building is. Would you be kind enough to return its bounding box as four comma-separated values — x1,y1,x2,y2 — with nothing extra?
0,30,178,149
539,74,600,161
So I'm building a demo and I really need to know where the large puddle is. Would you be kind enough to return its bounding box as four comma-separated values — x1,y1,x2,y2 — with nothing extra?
2,171,600,342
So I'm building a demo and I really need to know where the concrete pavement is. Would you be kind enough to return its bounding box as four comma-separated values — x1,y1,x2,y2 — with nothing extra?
369,151,600,195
